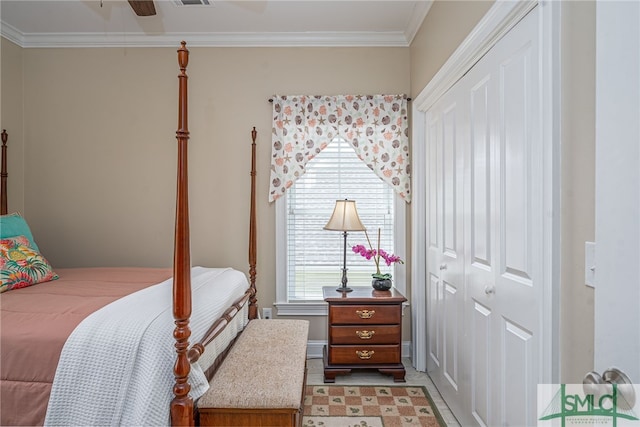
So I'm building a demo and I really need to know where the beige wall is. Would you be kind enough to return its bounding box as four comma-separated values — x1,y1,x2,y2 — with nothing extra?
410,0,494,97
8,45,409,342
560,0,596,382
1,38,25,214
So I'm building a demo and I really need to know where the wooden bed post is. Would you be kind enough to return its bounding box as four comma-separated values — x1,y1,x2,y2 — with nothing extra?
248,127,258,320
171,41,193,427
1,130,7,215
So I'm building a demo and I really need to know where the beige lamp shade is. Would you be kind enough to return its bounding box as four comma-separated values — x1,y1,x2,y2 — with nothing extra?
323,199,366,232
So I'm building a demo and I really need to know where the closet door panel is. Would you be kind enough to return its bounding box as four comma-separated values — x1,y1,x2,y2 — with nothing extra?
470,78,492,269
499,46,534,283
428,117,440,250
471,301,491,427
428,272,441,367
443,281,460,389
501,320,534,426
443,105,459,259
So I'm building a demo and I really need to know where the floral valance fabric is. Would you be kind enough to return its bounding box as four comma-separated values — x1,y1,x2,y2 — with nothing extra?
269,94,411,203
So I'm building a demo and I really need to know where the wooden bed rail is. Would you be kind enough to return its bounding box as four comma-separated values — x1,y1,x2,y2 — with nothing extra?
187,291,252,364
1,129,7,215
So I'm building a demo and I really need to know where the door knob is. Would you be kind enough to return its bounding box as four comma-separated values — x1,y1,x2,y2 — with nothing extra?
583,368,636,410
439,264,447,271
484,286,495,295
603,368,636,410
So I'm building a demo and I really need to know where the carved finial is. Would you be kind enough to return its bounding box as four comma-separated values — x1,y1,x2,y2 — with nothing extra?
251,127,257,143
1,130,7,146
177,41,189,72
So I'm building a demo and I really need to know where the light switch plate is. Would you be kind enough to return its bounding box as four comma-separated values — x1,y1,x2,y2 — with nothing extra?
585,241,595,288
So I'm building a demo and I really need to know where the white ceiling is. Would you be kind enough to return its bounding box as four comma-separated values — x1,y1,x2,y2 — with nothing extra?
0,0,433,48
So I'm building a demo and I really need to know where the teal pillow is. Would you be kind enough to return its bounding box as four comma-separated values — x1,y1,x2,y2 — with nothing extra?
0,213,40,252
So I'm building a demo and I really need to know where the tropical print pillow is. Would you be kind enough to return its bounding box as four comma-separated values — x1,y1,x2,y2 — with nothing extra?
0,236,58,293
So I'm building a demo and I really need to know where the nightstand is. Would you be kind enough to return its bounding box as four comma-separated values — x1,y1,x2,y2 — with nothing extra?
323,286,407,383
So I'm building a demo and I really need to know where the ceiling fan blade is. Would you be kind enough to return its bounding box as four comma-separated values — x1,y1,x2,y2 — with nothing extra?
128,0,156,16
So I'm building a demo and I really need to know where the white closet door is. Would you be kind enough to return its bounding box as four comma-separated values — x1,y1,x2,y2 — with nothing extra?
470,9,542,427
425,82,467,420
425,7,542,426
463,52,498,427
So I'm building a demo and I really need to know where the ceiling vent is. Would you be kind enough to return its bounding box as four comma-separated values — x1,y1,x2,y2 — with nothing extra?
173,0,211,6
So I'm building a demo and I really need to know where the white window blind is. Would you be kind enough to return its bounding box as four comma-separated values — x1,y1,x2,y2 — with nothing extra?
286,138,396,302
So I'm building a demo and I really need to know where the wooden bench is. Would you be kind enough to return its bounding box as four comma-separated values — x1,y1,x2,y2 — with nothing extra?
197,319,309,426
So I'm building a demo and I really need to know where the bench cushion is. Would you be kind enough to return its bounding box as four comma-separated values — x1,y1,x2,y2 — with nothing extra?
198,319,309,410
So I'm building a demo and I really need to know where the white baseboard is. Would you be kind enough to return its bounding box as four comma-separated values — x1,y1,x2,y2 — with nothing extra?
307,340,412,360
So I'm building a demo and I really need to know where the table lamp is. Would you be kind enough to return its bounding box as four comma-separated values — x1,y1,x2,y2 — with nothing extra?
323,199,366,292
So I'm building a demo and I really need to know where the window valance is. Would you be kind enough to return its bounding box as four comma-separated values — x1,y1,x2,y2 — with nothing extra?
269,94,411,203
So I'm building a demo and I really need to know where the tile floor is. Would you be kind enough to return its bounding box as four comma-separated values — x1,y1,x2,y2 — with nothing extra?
306,357,461,426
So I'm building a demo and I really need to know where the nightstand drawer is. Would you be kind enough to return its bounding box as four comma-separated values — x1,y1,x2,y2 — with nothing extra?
329,304,401,325
330,325,400,345
329,345,401,365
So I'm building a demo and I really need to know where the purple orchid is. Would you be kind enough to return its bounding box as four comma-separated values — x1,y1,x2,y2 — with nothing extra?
351,228,403,276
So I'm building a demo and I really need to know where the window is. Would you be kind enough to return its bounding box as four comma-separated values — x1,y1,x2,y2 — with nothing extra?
275,138,406,314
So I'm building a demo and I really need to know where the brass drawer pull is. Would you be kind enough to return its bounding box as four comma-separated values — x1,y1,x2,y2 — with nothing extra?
356,350,374,360
356,330,375,340
356,309,375,319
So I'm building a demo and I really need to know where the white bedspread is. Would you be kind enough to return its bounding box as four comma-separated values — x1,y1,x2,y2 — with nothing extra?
44,267,249,427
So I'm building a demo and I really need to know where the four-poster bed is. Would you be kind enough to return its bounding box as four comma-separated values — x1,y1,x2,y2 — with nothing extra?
0,42,259,426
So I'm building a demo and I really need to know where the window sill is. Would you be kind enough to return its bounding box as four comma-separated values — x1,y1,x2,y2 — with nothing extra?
274,302,328,316
274,301,410,317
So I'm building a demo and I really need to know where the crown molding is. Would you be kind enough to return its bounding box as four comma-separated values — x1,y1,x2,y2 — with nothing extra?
404,0,433,45
0,22,24,47
0,24,412,48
